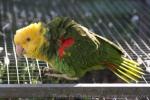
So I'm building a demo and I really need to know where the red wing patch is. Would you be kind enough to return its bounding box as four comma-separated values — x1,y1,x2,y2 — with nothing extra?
58,37,75,59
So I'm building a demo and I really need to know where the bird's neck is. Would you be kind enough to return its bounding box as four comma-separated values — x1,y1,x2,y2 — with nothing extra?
38,37,57,62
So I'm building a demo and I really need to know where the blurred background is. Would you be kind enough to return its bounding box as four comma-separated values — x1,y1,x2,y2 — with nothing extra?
0,0,150,99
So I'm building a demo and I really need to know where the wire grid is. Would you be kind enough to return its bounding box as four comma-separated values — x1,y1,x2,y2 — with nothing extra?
0,0,150,99
0,0,150,83
0,96,150,100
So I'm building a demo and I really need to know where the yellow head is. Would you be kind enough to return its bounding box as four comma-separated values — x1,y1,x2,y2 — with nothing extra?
14,22,47,59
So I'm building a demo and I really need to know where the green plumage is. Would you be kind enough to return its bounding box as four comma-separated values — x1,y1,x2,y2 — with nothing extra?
41,17,144,83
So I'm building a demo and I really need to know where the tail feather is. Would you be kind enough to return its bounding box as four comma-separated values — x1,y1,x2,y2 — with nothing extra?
111,69,130,83
107,57,145,83
119,65,141,79
122,57,139,65
121,63,144,75
122,57,143,71
117,68,138,82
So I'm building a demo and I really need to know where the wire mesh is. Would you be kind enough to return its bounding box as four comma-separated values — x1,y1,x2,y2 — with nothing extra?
0,0,150,99
0,97,149,100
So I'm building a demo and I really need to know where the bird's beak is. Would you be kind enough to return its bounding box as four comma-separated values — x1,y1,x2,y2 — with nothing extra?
15,45,24,56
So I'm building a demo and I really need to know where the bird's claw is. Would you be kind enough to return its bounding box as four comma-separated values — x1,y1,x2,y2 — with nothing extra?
45,73,79,80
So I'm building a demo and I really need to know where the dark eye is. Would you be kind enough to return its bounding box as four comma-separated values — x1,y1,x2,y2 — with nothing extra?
26,37,31,42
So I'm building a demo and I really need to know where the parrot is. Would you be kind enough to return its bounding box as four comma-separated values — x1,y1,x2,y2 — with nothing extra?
14,17,144,83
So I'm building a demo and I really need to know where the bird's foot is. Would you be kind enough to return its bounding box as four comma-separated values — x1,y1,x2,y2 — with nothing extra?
42,67,59,74
44,73,79,80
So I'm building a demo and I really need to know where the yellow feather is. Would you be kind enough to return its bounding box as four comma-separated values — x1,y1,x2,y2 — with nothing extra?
14,22,48,61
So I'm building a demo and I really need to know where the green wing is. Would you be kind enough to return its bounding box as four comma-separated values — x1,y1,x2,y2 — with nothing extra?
47,16,123,55
93,32,124,54
71,24,124,55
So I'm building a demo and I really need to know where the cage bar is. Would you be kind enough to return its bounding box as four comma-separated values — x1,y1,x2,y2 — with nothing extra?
0,0,150,99
0,84,149,97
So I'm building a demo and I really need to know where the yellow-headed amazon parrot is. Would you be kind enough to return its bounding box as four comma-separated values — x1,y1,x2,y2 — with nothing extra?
14,17,144,83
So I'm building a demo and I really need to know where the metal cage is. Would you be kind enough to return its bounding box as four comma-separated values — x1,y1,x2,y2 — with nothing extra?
0,0,150,99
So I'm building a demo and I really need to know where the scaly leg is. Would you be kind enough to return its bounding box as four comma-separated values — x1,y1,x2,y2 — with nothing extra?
42,67,78,80
44,73,79,80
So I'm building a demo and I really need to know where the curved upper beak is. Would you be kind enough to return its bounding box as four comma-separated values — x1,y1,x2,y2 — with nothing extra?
15,45,24,56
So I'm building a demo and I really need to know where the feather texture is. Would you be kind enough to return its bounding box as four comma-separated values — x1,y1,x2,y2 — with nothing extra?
14,17,144,83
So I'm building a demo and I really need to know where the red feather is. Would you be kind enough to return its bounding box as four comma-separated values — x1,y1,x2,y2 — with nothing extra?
58,37,75,59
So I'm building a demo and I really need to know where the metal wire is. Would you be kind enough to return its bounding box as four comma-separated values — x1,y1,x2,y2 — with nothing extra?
0,0,150,99
101,0,149,83
0,0,150,83
3,34,10,84
25,57,32,84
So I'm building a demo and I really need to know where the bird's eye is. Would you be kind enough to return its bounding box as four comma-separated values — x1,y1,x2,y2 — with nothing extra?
26,37,31,42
